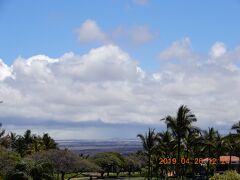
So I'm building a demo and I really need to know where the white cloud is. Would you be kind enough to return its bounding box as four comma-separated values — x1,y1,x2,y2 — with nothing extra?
0,59,12,80
210,42,226,58
207,42,240,72
112,25,157,45
76,20,156,45
1,40,240,133
76,19,108,43
129,26,156,44
158,38,199,62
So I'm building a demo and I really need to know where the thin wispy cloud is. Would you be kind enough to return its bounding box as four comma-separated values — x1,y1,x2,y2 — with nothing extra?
76,19,109,44
76,19,157,46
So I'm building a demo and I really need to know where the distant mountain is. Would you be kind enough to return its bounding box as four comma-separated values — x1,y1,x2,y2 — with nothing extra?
57,139,142,155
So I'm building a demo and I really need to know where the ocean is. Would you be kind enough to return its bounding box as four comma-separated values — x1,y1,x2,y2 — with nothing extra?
57,139,142,155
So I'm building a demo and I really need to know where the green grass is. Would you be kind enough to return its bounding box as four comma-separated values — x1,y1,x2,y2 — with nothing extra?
210,171,240,180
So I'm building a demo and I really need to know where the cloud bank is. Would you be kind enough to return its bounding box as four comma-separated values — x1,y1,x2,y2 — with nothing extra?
1,39,240,132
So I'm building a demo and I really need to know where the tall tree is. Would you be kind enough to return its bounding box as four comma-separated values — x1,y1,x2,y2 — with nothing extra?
137,128,157,180
162,105,197,177
232,121,240,134
42,133,57,150
224,133,236,170
157,131,176,178
0,123,5,139
203,127,218,177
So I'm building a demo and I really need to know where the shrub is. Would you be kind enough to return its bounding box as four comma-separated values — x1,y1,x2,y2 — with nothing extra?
0,147,20,177
210,171,240,180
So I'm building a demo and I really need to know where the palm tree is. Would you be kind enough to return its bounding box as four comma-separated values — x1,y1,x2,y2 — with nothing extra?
23,130,33,145
202,127,218,176
183,128,202,177
230,121,240,166
0,123,7,148
12,136,28,157
215,132,225,163
23,129,35,154
186,130,204,178
158,131,175,158
32,135,44,152
224,133,236,170
42,133,57,150
137,128,157,180
0,123,5,139
232,121,240,134
157,131,176,178
162,105,197,177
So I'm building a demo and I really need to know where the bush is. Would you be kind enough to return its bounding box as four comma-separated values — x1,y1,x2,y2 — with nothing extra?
0,147,20,177
210,171,240,180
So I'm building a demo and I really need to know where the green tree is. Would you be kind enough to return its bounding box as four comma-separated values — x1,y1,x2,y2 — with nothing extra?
124,154,142,176
91,152,124,177
162,105,197,177
42,133,57,150
0,147,20,178
12,137,28,158
0,123,5,139
232,121,240,134
156,131,176,178
203,127,218,176
224,133,236,170
137,128,157,180
29,161,54,180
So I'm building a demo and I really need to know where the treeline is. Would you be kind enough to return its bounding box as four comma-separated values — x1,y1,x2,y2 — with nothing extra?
0,129,57,157
0,124,146,180
137,105,240,179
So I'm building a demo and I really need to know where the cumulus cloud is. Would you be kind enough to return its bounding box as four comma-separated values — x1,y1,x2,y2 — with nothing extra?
210,42,226,58
76,19,108,43
207,42,240,72
1,40,240,134
0,59,12,80
158,38,199,62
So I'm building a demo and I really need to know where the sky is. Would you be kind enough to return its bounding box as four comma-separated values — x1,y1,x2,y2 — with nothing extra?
1,0,240,139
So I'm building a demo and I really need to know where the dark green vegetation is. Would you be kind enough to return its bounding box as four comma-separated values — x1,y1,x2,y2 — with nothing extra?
210,171,240,180
0,123,146,180
1,105,240,180
137,105,240,179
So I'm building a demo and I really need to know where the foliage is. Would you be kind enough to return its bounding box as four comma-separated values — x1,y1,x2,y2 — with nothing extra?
137,128,157,180
11,130,58,157
210,171,240,180
91,152,125,177
30,149,99,180
0,147,20,178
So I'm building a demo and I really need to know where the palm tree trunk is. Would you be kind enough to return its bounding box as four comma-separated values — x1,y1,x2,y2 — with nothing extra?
192,152,195,179
177,135,181,178
61,172,65,180
148,153,151,180
207,145,211,178
229,151,232,170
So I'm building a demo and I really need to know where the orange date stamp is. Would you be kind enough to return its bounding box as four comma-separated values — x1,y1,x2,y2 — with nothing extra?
159,158,227,165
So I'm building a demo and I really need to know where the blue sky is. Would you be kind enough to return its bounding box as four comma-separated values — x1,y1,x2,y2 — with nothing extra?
1,0,240,69
0,0,240,139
